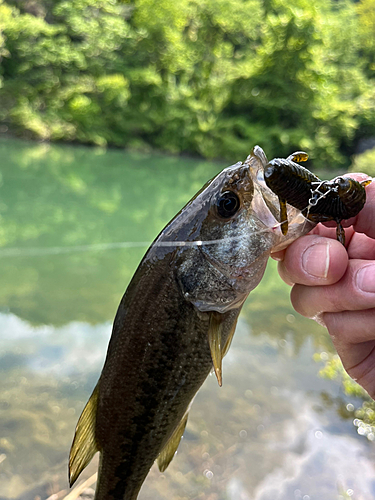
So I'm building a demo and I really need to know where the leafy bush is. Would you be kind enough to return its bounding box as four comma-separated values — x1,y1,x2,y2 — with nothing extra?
351,147,375,176
0,0,374,169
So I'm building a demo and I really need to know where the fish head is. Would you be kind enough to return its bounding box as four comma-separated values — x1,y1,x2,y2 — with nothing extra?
154,146,315,313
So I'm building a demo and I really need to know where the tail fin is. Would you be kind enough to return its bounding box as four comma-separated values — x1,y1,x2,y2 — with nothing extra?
69,384,100,486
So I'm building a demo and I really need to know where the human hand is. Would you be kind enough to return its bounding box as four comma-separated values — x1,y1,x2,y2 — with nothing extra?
272,174,375,398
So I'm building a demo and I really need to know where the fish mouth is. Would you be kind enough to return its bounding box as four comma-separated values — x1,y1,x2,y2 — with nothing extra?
244,147,315,248
246,164,281,232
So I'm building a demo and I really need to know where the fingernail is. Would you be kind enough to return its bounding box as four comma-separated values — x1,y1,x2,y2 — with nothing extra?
356,265,375,293
302,242,330,279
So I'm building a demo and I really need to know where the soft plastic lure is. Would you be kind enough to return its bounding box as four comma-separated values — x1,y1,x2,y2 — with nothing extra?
263,151,371,245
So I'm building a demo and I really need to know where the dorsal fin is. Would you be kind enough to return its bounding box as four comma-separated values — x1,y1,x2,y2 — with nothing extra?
157,412,189,472
69,384,100,486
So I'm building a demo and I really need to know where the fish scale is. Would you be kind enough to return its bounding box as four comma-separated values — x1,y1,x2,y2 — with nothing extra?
95,257,231,500
69,146,316,500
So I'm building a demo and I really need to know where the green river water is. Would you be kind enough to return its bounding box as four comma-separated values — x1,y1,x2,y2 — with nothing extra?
0,138,374,500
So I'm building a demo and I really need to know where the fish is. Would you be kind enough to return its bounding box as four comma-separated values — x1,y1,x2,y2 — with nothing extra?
69,146,316,500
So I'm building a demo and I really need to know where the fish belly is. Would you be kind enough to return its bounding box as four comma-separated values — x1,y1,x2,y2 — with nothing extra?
94,255,239,500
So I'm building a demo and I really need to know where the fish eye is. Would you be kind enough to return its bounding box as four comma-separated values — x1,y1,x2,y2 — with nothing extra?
216,191,240,218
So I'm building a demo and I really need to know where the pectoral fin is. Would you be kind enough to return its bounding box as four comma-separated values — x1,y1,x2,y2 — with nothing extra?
157,412,189,472
208,312,224,386
222,317,238,358
69,384,99,487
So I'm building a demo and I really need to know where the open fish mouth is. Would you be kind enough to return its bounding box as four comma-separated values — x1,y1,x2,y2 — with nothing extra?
245,146,315,251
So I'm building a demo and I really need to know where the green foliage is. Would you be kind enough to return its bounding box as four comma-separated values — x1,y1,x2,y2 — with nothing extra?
0,0,374,168
356,0,375,79
350,147,375,176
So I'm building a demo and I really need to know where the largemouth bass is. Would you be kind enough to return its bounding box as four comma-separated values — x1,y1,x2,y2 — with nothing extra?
69,146,315,500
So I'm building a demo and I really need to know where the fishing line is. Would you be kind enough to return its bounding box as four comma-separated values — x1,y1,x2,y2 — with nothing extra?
0,225,289,258
3,177,370,259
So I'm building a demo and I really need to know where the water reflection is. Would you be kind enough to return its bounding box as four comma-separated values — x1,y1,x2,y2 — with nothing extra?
0,138,222,326
0,139,374,500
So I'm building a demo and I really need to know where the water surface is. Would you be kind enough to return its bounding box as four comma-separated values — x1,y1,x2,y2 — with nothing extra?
0,138,374,500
